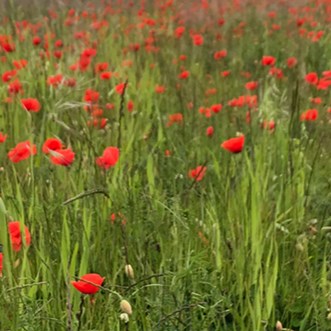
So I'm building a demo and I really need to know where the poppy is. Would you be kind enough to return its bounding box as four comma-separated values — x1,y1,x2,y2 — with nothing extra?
115,83,127,95
21,98,41,112
189,166,207,182
8,221,31,252
49,148,75,166
127,100,134,112
261,56,276,66
214,50,227,60
8,141,37,163
305,72,318,85
42,138,62,154
71,273,105,295
300,109,318,121
286,57,297,68
2,70,17,83
206,126,214,137
0,132,7,143
8,79,23,94
192,34,204,46
245,81,258,90
178,71,190,79
166,113,183,127
221,135,245,153
96,146,119,169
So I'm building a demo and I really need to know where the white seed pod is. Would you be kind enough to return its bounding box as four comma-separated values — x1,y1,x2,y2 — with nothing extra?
276,320,283,330
120,299,132,315
125,264,135,279
119,313,129,323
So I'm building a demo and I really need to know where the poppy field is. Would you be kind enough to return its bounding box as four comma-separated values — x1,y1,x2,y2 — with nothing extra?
0,0,331,330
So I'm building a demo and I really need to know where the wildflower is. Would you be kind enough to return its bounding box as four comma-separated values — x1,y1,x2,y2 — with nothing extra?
49,148,75,166
124,265,134,279
188,166,207,181
192,34,204,46
305,72,318,85
214,49,227,60
206,126,214,137
166,113,183,127
120,300,132,315
300,109,318,121
245,81,258,90
261,55,276,66
221,135,245,153
21,98,41,112
42,138,62,154
0,132,7,143
115,83,127,95
8,141,37,163
8,221,31,252
96,147,120,169
71,273,105,295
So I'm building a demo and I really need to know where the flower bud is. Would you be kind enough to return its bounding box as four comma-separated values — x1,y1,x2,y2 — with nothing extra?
120,299,132,315
125,264,134,279
276,320,283,330
120,313,129,323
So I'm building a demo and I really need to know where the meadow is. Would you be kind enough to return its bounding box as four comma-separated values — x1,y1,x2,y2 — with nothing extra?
0,0,331,330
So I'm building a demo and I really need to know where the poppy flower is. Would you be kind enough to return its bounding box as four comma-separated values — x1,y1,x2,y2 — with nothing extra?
8,141,37,163
21,98,41,112
245,81,258,90
287,57,297,68
221,135,245,153
300,109,318,121
8,79,23,94
115,83,127,95
42,138,62,154
261,56,276,66
214,50,227,60
206,126,214,137
192,34,204,46
189,166,207,181
8,221,31,252
305,72,318,85
127,100,134,112
96,146,119,169
2,69,17,83
71,273,105,295
166,113,183,127
178,71,190,79
49,148,75,166
0,132,7,143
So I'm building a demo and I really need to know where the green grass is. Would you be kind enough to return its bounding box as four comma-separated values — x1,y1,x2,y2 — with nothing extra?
0,0,331,330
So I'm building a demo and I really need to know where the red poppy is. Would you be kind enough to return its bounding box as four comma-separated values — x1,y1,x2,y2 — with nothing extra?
0,132,7,143
300,109,318,121
192,34,204,46
286,57,297,68
49,148,75,166
13,59,28,70
174,26,185,38
100,72,112,80
261,56,276,66
115,83,127,95
21,98,41,112
221,135,245,153
71,273,105,295
206,126,214,137
8,141,37,163
84,89,99,103
245,81,258,90
210,104,222,113
8,79,23,94
127,100,134,112
2,70,17,83
155,85,166,94
178,71,190,79
214,50,227,60
8,221,31,252
96,147,120,169
305,72,318,85
189,166,207,181
166,113,183,127
42,138,62,154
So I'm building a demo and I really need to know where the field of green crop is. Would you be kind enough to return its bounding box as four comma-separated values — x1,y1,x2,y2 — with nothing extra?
0,0,331,330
